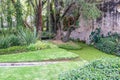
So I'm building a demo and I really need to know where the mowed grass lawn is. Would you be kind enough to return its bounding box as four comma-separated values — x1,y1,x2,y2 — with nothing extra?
0,61,87,80
0,42,118,80
0,48,79,62
68,42,117,61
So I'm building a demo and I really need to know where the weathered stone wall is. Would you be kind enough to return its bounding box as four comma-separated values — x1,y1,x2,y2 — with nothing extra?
70,0,120,43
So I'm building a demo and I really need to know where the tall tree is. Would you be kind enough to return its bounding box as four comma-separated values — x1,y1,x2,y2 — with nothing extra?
11,0,23,27
26,0,43,39
50,0,101,42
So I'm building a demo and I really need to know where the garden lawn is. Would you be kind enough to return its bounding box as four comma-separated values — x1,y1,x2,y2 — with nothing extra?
0,48,79,62
0,61,87,80
68,42,117,61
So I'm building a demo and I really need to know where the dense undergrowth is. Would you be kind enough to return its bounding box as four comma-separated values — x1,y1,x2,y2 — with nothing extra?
90,28,120,56
59,58,120,80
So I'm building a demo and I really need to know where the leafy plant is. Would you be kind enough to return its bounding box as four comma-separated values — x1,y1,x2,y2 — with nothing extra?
95,38,116,54
17,27,38,45
0,34,21,49
27,41,58,51
89,28,102,44
114,43,120,56
0,36,11,49
9,34,21,46
27,41,48,51
0,46,27,55
59,58,120,80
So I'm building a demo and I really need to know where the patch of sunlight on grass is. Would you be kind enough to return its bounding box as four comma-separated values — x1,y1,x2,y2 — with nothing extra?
68,42,117,61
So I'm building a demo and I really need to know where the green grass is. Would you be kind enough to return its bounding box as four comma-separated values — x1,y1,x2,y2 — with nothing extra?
0,48,79,62
0,42,118,80
68,42,117,61
57,42,81,50
0,61,87,80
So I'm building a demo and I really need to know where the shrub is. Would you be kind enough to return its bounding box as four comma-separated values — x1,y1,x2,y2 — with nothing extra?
89,28,102,43
0,46,27,55
0,36,11,49
17,27,38,45
27,41,48,50
0,41,58,55
9,34,21,46
58,43,81,50
0,34,21,49
59,58,120,80
27,41,58,51
114,43,120,56
95,38,116,54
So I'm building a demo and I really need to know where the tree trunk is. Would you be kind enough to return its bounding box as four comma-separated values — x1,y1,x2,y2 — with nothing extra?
62,26,75,42
36,0,42,39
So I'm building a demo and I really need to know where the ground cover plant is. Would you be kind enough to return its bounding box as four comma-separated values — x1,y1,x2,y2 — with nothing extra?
90,28,120,56
59,58,120,80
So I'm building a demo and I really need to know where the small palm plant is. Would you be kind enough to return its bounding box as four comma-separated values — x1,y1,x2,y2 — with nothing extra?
17,27,38,45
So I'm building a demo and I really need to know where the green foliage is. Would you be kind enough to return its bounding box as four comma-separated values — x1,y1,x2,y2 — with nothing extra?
0,36,11,49
58,43,81,50
0,46,27,55
27,41,58,51
17,27,38,45
42,31,54,38
27,41,49,51
0,27,38,49
0,28,17,35
9,34,21,46
95,38,116,54
0,34,21,49
59,58,120,80
90,28,102,43
90,29,120,56
114,43,120,56
64,0,101,19
15,0,23,26
80,0,101,19
0,40,58,55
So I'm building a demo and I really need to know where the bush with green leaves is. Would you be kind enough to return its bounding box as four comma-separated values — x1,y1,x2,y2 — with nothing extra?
0,27,38,49
95,38,116,54
0,40,58,55
0,34,21,49
17,27,38,45
9,34,21,46
59,58,120,80
0,36,11,49
89,28,102,44
90,30,120,55
114,43,120,56
27,41,58,51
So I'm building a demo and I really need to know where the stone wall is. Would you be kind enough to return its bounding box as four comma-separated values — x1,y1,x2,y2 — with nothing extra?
70,0,120,43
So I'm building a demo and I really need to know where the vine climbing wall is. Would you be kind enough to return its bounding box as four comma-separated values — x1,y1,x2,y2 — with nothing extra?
70,0,120,43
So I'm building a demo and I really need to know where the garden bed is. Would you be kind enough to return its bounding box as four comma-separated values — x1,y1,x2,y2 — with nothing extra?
0,48,79,63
